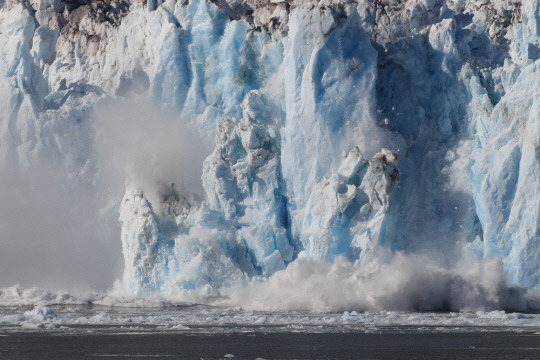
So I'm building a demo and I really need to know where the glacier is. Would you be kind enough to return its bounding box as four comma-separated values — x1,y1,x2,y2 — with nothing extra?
0,0,539,310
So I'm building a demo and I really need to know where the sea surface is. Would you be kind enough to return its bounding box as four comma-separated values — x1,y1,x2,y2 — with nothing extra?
3,330,540,359
2,304,540,359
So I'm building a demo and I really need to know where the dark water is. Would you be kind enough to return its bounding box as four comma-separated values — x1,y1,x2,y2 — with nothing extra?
2,331,540,359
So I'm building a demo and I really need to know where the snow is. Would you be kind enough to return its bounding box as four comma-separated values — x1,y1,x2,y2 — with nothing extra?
0,0,539,312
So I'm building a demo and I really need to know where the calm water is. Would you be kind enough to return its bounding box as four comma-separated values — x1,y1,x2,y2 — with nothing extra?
2,331,540,359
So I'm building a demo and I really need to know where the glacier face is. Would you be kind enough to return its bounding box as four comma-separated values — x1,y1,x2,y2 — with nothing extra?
0,0,539,306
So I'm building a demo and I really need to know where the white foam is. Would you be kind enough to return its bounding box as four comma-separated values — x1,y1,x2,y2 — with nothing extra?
226,254,530,313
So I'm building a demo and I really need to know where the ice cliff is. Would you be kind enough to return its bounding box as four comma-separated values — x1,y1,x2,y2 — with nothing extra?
1,0,539,301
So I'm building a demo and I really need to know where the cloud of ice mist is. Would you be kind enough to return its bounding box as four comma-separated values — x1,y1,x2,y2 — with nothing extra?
227,252,529,313
91,98,212,209
0,97,211,292
0,165,122,292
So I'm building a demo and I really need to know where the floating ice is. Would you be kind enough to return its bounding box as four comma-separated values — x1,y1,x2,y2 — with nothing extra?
0,286,539,335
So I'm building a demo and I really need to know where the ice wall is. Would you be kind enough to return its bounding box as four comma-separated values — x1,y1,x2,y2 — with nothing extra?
0,0,539,302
